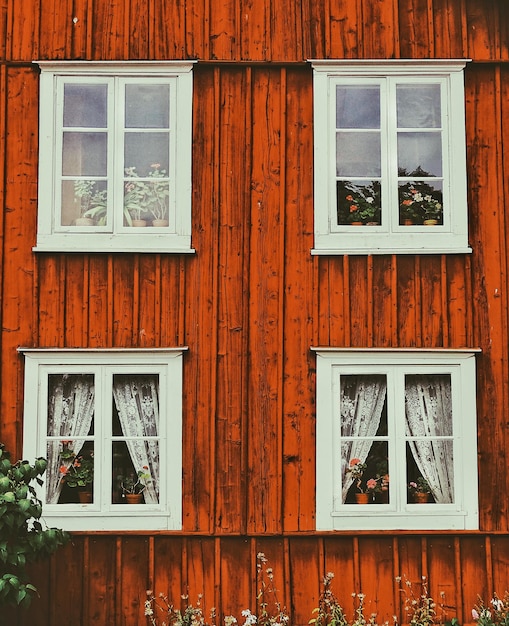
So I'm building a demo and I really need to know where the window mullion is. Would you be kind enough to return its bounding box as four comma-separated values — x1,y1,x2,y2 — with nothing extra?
385,77,399,232
390,368,407,510
111,78,123,231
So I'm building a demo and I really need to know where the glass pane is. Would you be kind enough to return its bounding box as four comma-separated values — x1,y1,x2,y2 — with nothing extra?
398,180,443,225
337,180,381,225
62,132,108,176
123,168,170,225
111,374,160,503
125,84,170,128
397,132,442,177
47,440,95,504
47,374,95,436
397,84,441,128
124,132,169,175
336,85,380,129
341,441,389,504
336,132,381,177
61,180,108,226
405,374,452,436
63,84,107,128
340,374,387,436
406,441,454,504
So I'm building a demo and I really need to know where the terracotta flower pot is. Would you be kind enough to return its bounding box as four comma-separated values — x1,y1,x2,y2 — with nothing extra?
152,219,169,227
350,221,363,226
403,219,414,226
423,219,438,226
78,491,93,503
131,219,147,227
125,493,143,504
75,217,94,226
355,493,370,504
413,492,430,503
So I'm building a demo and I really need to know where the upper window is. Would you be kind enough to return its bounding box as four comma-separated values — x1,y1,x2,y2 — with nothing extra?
35,61,195,253
20,348,184,531
314,348,479,530
311,60,470,255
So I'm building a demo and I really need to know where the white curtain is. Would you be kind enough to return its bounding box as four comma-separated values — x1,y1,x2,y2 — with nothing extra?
46,374,95,504
112,375,159,503
405,375,454,503
340,375,387,502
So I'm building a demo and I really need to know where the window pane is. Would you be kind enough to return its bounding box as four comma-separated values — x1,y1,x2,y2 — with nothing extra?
405,374,454,504
62,132,108,176
397,84,441,128
61,179,108,226
397,132,442,177
336,85,380,129
398,180,443,225
336,132,381,177
125,84,170,128
124,132,169,174
337,180,381,225
63,84,107,128
112,374,160,503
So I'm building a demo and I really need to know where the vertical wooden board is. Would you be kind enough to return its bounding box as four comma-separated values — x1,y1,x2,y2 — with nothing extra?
91,0,128,60
87,537,117,625
87,256,111,347
240,0,267,60
396,536,424,620
0,0,7,59
152,0,186,59
431,0,466,59
328,0,361,59
501,1,509,61
219,538,252,616
183,0,208,60
323,536,356,600
426,537,456,613
419,256,443,347
491,536,509,595
247,68,283,534
64,256,88,347
215,67,249,533
11,560,51,625
269,0,302,61
445,257,469,347
152,536,184,602
466,66,507,530
282,68,316,531
182,67,217,532
119,537,150,625
348,257,370,346
288,538,320,625
37,256,63,346
396,257,418,346
138,255,157,347
209,0,237,60
50,538,85,624
127,0,149,58
398,0,432,58
458,537,489,619
1,68,38,452
319,258,346,346
185,538,216,612
38,0,73,59
372,256,394,347
255,538,288,615
112,257,135,348
6,0,40,60
159,257,183,347
301,0,326,59
360,0,398,59
356,537,396,622
70,0,90,59
465,0,499,61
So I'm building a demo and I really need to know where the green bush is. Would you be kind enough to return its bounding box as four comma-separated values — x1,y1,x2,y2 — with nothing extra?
0,443,69,608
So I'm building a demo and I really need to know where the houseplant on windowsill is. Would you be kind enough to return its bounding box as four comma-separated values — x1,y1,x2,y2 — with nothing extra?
73,180,107,226
346,458,370,503
408,477,431,503
124,164,169,227
145,163,170,227
399,174,443,225
59,442,94,503
344,189,381,226
119,467,151,503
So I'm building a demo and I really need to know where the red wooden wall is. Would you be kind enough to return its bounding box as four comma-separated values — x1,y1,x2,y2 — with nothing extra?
1,0,509,624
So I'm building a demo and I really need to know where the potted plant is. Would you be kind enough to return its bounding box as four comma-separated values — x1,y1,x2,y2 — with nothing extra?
399,174,443,225
119,466,151,503
59,441,94,502
408,476,431,503
346,458,370,503
73,180,107,226
123,167,148,226
145,163,170,227
338,181,381,225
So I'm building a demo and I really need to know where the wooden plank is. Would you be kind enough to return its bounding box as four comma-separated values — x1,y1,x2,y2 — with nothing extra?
328,0,361,59
288,538,320,626
431,0,466,59
247,67,283,534
360,0,398,59
91,0,128,60
219,539,252,617
118,537,150,624
372,256,394,347
465,0,500,61
398,0,432,58
269,0,303,61
127,0,149,58
86,537,116,625
348,257,370,346
184,0,209,60
319,258,347,346
445,256,469,347
38,0,73,59
151,0,186,59
209,0,237,60
6,0,40,60
240,0,267,60
159,257,184,347
86,256,111,347
419,256,444,347
356,536,396,622
138,255,157,347
37,256,64,346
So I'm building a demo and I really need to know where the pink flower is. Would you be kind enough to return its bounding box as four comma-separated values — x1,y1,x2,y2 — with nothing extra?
349,458,361,467
367,479,377,490
472,609,479,621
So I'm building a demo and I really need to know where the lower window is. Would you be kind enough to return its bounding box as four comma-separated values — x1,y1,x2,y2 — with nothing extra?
20,348,184,531
314,348,479,530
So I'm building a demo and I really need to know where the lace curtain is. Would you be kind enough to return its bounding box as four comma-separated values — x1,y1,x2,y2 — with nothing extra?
340,375,387,502
112,375,159,503
46,374,95,504
405,374,454,503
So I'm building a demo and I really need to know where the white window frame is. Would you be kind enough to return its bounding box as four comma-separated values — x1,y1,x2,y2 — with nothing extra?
34,61,195,253
20,348,185,531
313,348,479,530
310,60,471,255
